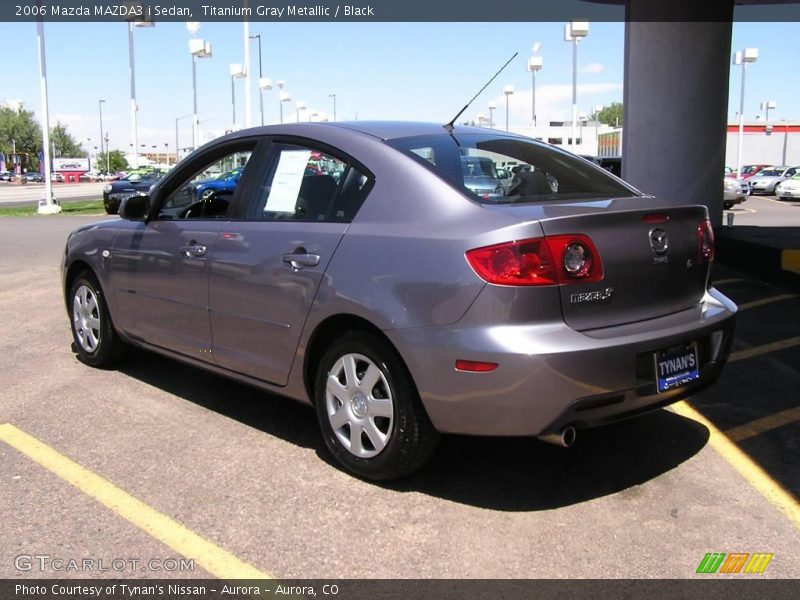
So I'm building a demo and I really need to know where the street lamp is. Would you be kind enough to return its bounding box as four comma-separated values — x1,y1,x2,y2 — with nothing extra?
175,113,192,163
296,100,307,123
329,93,337,121
98,99,106,172
527,42,543,128
187,22,212,151
488,101,496,129
733,47,758,179
249,33,269,126
760,100,776,122
229,63,246,130
128,19,154,169
565,20,589,147
36,20,59,213
593,104,603,154
503,85,514,132
477,113,487,127
277,81,292,124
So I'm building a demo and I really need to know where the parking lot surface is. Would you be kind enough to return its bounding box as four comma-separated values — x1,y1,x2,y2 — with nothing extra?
1,215,799,579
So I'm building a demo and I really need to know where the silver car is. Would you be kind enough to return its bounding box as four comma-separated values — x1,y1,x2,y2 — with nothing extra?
748,166,798,195
62,122,737,480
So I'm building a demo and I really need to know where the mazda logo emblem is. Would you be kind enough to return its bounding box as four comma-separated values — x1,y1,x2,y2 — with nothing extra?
650,228,668,254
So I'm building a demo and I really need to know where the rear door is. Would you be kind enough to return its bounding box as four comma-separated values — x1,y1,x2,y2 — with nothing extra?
208,140,373,385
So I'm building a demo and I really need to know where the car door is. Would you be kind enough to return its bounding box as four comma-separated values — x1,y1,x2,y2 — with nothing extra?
111,139,263,360
208,140,373,385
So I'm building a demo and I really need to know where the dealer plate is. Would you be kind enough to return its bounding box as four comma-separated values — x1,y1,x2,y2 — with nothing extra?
655,342,699,393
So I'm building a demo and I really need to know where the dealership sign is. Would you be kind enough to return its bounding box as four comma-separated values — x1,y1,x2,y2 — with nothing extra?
53,158,90,172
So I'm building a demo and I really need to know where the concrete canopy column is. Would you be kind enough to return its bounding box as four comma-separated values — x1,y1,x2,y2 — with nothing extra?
621,0,734,226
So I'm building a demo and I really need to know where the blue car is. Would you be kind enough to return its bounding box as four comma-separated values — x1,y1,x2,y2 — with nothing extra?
193,169,243,200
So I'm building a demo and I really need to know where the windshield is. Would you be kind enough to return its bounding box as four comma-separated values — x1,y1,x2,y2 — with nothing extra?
124,171,160,183
756,168,784,177
216,170,240,181
387,133,636,204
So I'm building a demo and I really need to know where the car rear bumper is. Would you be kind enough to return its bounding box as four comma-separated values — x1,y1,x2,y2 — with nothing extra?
389,287,736,437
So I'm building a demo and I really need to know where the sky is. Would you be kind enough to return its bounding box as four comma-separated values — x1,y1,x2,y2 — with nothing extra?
0,18,798,155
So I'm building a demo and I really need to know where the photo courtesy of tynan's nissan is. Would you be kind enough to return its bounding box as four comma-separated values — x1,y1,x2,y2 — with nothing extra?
2,1,800,598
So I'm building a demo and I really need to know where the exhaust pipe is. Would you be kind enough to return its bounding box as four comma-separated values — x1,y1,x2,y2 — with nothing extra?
538,426,577,448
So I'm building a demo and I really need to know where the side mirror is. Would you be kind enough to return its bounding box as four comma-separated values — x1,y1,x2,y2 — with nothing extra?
119,193,150,221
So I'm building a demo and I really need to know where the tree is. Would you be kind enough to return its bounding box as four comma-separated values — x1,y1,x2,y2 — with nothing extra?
0,104,43,170
598,102,623,128
94,150,128,173
50,122,87,158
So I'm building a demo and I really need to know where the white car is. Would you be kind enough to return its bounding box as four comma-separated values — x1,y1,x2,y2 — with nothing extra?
723,177,748,209
775,175,800,200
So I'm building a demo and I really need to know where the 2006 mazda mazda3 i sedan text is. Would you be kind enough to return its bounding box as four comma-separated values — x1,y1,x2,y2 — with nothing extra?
62,122,737,480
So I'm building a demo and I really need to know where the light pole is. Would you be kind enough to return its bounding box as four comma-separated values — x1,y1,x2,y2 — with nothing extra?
503,85,514,132
187,22,212,151
296,100,307,123
565,20,589,148
243,22,252,128
329,93,337,121
734,48,758,179
98,99,106,172
249,33,268,126
760,100,776,122
277,81,292,124
229,63,246,130
527,42,543,128
105,133,110,174
593,105,603,155
175,113,192,163
36,19,59,213
488,101,496,129
128,19,153,169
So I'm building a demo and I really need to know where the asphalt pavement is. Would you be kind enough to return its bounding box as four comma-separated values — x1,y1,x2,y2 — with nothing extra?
0,215,798,580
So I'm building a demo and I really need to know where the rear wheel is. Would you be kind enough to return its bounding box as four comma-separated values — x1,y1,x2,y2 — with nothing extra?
68,271,124,367
314,331,439,480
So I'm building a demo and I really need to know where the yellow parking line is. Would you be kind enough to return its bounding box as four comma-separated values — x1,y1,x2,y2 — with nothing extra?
728,335,800,362
671,403,800,529
782,250,800,275
0,423,272,580
725,407,800,443
737,294,797,311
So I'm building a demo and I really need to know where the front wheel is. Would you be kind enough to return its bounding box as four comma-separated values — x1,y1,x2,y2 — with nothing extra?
68,272,124,367
314,332,439,481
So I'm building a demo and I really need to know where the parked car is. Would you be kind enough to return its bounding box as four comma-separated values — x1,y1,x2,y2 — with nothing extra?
62,122,736,480
80,172,102,182
0,171,10,181
102,170,166,214
723,177,748,209
191,168,244,201
748,166,798,195
51,172,65,183
23,172,44,183
460,156,505,199
775,174,800,200
737,164,770,180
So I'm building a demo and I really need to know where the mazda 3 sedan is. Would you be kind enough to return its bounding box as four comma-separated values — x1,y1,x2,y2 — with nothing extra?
62,122,737,480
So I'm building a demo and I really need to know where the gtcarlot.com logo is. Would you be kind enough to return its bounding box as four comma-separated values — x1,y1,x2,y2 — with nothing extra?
14,554,195,573
696,552,773,574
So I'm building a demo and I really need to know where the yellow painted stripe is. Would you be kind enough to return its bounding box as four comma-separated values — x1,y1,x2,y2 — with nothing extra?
729,335,800,362
671,403,800,530
782,250,800,275
737,294,797,311
732,553,749,574
725,407,800,443
0,423,272,580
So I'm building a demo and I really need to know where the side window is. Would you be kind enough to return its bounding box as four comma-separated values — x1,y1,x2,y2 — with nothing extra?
157,150,252,220
252,144,371,222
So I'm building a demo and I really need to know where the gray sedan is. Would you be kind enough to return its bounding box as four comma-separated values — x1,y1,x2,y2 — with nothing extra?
62,122,737,480
748,166,798,195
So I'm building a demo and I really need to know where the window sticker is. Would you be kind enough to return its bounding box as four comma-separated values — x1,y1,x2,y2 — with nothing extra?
264,150,312,213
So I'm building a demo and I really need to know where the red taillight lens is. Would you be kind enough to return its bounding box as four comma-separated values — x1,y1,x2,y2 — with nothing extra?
455,360,499,372
697,220,715,263
465,235,603,286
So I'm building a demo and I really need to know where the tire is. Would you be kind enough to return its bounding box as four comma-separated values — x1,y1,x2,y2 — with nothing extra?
314,331,439,481
723,201,733,210
68,271,124,368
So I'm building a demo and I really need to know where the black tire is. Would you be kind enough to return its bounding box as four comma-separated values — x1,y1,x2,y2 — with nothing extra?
314,331,439,481
68,271,124,368
723,201,733,210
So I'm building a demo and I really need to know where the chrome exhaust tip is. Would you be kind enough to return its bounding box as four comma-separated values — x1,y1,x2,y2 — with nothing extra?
538,426,577,448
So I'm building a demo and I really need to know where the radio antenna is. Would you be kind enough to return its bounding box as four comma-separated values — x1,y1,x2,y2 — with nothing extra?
444,51,518,130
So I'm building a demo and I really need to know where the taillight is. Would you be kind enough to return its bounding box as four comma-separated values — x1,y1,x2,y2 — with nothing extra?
697,220,714,263
465,235,603,286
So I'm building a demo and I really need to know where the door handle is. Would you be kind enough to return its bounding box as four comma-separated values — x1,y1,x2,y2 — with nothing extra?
180,243,207,258
282,252,320,268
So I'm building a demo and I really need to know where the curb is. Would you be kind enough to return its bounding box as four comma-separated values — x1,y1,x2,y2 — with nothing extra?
717,227,800,290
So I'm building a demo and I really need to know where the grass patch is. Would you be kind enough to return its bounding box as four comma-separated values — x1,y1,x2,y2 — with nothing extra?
0,199,106,217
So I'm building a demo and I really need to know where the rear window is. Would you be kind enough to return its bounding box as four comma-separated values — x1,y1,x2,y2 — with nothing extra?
386,133,635,204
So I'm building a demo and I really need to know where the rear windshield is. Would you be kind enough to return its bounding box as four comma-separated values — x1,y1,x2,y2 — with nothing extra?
386,133,636,204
